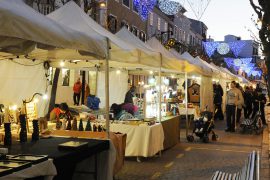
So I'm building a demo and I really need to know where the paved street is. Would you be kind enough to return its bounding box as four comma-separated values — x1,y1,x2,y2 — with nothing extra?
115,120,262,180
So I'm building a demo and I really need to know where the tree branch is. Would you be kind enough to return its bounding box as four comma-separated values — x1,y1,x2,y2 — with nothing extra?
249,0,263,19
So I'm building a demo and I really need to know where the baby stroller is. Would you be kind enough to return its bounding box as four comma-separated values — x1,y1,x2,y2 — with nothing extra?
187,106,218,143
240,100,263,134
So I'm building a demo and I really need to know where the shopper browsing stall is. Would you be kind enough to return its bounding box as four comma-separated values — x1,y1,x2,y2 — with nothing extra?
73,78,82,106
124,86,136,104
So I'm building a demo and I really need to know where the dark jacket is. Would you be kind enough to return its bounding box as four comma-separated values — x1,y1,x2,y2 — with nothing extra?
124,90,135,104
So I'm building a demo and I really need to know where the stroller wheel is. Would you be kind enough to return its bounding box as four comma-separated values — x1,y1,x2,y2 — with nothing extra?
202,135,209,143
212,134,218,141
187,135,194,142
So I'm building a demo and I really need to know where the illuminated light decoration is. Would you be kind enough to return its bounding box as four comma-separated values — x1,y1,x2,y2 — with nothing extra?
167,38,176,46
224,58,234,68
228,41,246,57
202,42,219,57
133,0,157,21
234,58,242,66
217,43,230,55
241,58,252,64
158,0,184,15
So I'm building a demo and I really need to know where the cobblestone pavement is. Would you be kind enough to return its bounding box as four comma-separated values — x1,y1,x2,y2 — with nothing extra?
115,119,262,180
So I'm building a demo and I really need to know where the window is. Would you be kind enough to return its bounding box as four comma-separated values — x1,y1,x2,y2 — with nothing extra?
164,22,168,32
139,31,146,42
149,12,153,26
62,69,70,86
132,0,138,13
122,0,130,8
132,26,138,36
107,15,118,33
158,18,161,30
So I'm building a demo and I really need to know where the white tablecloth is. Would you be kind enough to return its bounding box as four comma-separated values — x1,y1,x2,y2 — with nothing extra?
110,123,164,157
0,159,57,180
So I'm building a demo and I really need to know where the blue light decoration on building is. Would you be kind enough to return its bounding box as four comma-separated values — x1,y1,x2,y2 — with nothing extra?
224,57,256,77
217,43,230,55
203,41,247,57
158,0,183,15
228,41,246,57
133,0,157,21
202,42,219,57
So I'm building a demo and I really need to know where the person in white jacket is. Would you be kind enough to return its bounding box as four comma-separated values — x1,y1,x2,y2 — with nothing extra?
225,81,244,132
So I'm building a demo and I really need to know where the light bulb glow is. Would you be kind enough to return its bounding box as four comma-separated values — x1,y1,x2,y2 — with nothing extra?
34,98,39,103
116,70,121,74
60,61,65,67
43,94,48,100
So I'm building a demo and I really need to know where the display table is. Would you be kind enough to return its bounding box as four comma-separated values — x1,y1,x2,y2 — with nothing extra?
1,137,110,180
160,116,180,149
50,130,125,176
0,159,57,180
110,123,164,157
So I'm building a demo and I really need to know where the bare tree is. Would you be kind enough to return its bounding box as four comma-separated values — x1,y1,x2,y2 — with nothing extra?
249,0,270,95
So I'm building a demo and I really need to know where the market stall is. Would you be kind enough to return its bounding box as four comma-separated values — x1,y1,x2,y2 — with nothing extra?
0,1,118,179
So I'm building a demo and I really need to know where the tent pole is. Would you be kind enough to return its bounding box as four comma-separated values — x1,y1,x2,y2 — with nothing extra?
159,53,162,123
185,72,188,137
105,37,110,139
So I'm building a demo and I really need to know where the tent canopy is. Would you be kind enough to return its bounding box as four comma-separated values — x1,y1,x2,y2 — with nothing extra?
146,38,210,75
0,0,106,60
47,1,148,66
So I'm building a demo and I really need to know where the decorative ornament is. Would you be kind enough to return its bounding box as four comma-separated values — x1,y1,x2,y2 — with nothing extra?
19,114,27,143
158,0,184,15
202,42,219,57
133,0,157,21
252,71,258,76
32,119,39,141
79,119,84,131
234,58,242,66
4,122,12,146
217,43,230,55
71,117,77,131
85,120,92,131
228,41,246,57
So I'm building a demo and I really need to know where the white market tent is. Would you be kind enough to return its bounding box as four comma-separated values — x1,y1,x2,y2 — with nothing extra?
146,38,214,111
0,0,110,119
0,0,107,60
146,38,207,75
47,1,162,68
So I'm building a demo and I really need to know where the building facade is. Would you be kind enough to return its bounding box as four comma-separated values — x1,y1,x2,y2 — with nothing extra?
106,0,147,41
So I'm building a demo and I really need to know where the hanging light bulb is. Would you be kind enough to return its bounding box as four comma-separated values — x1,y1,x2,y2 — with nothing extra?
116,70,121,74
60,61,65,67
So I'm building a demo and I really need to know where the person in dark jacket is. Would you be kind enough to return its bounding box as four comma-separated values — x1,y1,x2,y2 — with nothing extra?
214,83,224,120
124,86,136,104
252,87,267,125
243,86,253,119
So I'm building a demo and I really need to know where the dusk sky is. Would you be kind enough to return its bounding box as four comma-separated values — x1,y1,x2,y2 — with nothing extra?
183,0,259,41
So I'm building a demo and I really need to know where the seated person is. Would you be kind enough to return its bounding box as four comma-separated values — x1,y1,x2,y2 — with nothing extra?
49,104,64,121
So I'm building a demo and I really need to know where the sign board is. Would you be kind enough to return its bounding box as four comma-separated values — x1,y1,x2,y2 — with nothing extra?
25,102,37,121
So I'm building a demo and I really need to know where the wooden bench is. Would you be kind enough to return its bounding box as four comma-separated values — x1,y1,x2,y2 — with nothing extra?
211,151,260,180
